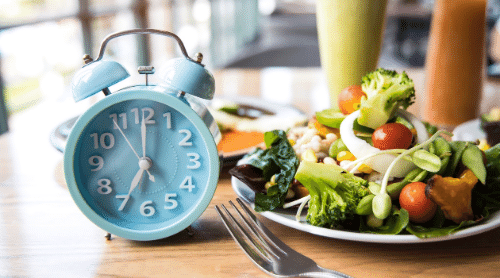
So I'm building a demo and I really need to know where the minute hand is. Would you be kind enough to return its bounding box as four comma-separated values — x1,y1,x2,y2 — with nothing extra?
140,114,154,182
141,116,147,158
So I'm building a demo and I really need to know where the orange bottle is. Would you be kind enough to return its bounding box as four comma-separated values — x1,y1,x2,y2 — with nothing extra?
423,0,487,129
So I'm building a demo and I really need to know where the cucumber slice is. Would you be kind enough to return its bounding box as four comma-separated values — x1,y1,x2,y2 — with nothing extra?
316,108,346,128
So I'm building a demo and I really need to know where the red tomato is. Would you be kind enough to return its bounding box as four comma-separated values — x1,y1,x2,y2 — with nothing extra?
338,85,366,115
399,182,437,223
372,123,413,150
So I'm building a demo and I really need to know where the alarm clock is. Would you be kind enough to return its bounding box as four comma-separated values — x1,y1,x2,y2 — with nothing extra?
64,29,221,241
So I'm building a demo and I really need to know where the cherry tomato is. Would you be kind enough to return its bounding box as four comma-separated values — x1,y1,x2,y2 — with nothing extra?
338,85,366,115
399,182,437,223
372,123,413,150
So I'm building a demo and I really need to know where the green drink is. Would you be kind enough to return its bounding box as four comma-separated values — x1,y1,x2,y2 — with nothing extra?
316,0,388,109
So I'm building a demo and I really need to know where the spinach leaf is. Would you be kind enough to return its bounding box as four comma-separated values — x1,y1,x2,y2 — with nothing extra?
250,130,299,212
359,208,409,235
406,219,476,238
243,148,280,181
485,143,500,189
472,143,500,215
443,141,468,177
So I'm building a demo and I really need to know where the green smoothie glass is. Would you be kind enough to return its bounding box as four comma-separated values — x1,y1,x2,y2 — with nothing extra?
316,0,388,109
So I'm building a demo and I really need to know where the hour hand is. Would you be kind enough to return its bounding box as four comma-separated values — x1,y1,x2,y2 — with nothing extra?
128,158,153,195
128,168,145,195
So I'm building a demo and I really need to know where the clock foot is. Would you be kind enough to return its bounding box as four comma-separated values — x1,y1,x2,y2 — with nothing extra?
105,233,112,240
187,226,195,236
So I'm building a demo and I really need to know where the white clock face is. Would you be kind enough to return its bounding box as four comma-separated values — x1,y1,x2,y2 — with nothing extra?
65,88,219,240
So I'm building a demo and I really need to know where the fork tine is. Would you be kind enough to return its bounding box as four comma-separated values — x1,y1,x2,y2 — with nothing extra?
220,203,279,259
230,199,287,256
236,198,295,254
215,204,276,263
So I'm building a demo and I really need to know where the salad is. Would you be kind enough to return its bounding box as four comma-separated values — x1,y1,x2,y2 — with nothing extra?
229,68,500,238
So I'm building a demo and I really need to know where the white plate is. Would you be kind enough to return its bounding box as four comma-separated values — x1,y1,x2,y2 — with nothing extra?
232,177,500,243
452,118,485,142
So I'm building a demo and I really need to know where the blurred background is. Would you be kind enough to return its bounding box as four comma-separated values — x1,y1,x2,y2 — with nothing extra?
1,0,500,136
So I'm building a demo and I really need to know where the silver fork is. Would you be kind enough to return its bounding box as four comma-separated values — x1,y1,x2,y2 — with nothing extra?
215,198,353,278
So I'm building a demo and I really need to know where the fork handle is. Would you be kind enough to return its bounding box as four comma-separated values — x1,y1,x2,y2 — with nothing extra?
301,266,353,278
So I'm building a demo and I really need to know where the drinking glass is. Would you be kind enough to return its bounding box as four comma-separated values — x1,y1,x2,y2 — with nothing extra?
316,0,389,109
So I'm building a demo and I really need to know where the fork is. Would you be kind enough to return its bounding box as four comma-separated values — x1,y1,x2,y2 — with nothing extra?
215,198,353,278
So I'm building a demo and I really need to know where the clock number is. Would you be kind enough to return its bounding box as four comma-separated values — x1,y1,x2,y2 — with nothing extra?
186,153,201,169
180,176,195,192
115,194,130,211
164,193,178,210
142,108,155,124
179,129,192,146
90,133,115,149
163,112,172,129
131,108,140,124
131,108,155,124
140,200,156,217
89,155,104,171
110,113,127,129
97,178,112,194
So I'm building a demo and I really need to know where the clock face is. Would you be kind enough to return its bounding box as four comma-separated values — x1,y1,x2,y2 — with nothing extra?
64,87,220,241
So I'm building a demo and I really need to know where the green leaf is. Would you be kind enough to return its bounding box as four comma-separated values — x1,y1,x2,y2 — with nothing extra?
360,208,409,235
406,219,477,239
462,144,486,184
444,141,468,177
243,148,279,181
254,130,299,212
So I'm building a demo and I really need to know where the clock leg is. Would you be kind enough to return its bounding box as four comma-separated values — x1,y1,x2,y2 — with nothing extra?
105,232,112,240
187,225,195,236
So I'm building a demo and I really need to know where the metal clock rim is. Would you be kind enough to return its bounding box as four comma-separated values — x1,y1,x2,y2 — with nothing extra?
64,87,220,241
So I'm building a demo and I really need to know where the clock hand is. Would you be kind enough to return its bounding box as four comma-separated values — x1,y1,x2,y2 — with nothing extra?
141,115,155,182
128,167,145,195
127,158,152,195
113,119,155,182
113,119,140,159
141,112,146,158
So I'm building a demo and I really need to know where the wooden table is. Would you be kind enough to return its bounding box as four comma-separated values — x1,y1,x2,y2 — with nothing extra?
2,68,500,278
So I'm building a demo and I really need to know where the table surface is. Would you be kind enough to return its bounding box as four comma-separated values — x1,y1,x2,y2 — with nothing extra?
2,68,500,278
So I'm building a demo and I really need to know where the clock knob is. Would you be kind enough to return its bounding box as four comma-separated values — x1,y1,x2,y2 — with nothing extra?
138,66,155,85
159,56,215,100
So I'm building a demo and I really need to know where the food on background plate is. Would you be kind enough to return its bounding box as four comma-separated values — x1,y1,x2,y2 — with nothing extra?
481,107,500,147
230,68,500,238
209,99,307,154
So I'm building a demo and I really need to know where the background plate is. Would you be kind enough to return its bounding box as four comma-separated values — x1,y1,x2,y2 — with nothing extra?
452,118,485,142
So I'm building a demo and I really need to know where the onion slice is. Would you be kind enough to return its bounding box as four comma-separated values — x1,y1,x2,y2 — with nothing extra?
339,109,429,178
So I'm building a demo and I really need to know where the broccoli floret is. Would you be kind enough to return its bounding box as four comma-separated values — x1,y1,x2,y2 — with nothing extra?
295,161,369,228
357,68,415,130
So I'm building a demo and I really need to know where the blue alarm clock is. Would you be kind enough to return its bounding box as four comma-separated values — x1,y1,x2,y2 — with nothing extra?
64,29,221,241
